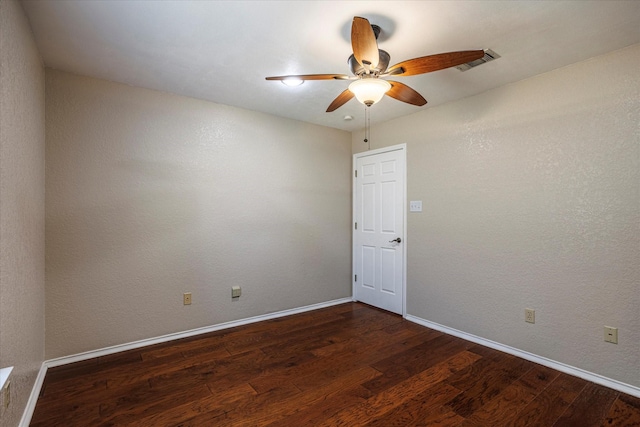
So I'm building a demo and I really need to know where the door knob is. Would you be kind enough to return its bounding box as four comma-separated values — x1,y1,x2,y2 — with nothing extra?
389,237,401,243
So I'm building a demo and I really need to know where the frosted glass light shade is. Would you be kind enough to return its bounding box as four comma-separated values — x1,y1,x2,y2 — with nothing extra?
349,78,391,107
281,78,304,87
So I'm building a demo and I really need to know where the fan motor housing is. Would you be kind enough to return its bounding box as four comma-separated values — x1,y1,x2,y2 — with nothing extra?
348,50,390,76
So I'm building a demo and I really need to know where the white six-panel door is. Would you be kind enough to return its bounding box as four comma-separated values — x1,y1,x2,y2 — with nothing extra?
353,145,405,315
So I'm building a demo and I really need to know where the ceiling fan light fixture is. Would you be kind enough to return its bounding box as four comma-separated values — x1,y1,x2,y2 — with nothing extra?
349,78,391,107
266,16,484,113
281,78,304,87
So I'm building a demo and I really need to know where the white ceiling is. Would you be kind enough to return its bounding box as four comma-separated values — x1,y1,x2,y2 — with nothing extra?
21,1,640,132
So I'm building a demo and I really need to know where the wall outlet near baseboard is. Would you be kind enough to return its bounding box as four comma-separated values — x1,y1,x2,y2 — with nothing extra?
604,326,618,344
3,381,10,409
231,286,241,298
0,366,13,413
183,292,192,305
525,308,535,324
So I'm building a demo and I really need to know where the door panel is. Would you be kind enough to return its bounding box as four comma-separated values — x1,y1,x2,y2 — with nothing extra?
362,183,375,231
381,181,396,232
354,146,405,315
362,246,376,289
380,248,396,294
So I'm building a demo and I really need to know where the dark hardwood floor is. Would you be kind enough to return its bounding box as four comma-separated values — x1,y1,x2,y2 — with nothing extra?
31,303,640,426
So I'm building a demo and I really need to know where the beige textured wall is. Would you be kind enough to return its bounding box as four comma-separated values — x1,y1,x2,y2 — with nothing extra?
353,44,640,387
45,70,352,359
0,0,45,425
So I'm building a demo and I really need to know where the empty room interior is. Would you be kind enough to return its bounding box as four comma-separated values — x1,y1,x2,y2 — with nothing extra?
1,1,639,426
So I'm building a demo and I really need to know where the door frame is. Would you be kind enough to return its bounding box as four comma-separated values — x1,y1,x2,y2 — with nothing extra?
352,143,407,316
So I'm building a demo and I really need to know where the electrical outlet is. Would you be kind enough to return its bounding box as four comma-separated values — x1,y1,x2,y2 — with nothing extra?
525,308,535,324
604,326,618,344
231,286,241,298
183,292,192,305
3,381,10,409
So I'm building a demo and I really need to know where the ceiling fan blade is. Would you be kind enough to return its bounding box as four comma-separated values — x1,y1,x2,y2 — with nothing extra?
266,74,352,81
386,50,485,76
326,89,355,112
386,81,427,106
351,17,379,70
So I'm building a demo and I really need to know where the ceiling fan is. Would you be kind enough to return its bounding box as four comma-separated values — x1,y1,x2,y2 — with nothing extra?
266,16,485,112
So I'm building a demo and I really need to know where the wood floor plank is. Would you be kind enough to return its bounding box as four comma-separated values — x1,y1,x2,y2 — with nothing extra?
445,354,534,418
98,383,213,425
412,406,466,427
106,346,230,389
224,312,351,356
206,349,318,394
30,400,101,427
318,350,480,426
364,383,463,426
382,318,431,336
39,358,99,384
42,350,182,394
140,335,229,361
230,366,382,427
29,302,640,427
149,347,312,394
310,328,394,358
249,328,438,394
292,331,455,394
263,385,372,427
258,317,356,357
310,322,435,359
553,381,619,427
506,372,588,427
173,384,301,427
363,334,474,394
602,393,640,426
123,383,256,427
97,348,143,368
38,376,107,402
465,363,560,425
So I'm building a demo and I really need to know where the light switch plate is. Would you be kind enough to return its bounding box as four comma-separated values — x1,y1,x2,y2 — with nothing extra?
409,201,423,212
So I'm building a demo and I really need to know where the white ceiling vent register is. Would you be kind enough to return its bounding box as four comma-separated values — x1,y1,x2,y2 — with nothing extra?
455,49,501,71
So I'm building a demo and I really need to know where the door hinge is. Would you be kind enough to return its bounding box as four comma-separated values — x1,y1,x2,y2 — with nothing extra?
355,274,357,282
355,222,357,230
355,170,357,178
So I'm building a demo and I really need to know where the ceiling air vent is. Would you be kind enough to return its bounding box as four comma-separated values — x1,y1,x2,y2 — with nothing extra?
455,49,500,71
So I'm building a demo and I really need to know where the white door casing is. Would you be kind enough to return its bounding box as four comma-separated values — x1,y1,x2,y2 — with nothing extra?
353,144,406,315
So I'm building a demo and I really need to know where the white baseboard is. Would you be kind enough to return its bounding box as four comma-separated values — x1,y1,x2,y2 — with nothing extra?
19,362,47,427
405,314,640,398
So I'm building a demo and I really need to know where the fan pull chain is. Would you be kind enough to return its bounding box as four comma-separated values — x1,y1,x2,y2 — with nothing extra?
364,106,371,150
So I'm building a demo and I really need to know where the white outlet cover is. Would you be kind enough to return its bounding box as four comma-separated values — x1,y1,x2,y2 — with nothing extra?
0,367,13,391
525,308,535,323
409,201,422,212
604,326,618,344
